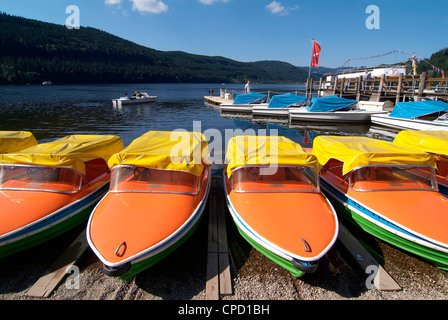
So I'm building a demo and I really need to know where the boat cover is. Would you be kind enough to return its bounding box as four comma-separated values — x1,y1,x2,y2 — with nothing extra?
393,130,448,157
225,135,318,177
312,136,436,175
389,101,448,119
267,93,308,109
232,92,267,104
0,131,37,153
108,131,210,176
306,95,357,112
0,135,124,175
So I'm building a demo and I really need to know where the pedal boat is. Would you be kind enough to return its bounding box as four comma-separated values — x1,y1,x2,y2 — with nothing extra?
86,131,211,280
0,131,37,153
312,135,448,270
223,135,339,277
0,134,124,258
393,130,448,198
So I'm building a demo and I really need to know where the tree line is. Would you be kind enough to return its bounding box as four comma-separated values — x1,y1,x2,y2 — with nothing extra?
0,13,311,85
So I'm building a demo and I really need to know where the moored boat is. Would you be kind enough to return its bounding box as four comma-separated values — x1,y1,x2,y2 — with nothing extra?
112,92,157,106
223,135,339,277
220,92,268,114
252,93,308,122
288,95,387,124
371,101,448,131
0,134,124,258
0,131,37,153
312,135,448,270
393,130,448,197
87,130,211,280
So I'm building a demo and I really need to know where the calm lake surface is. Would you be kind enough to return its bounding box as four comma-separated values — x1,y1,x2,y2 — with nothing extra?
0,83,386,159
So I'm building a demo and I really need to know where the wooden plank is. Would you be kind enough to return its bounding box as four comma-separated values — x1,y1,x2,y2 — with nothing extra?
338,223,402,291
205,178,220,300
215,176,232,296
26,228,89,298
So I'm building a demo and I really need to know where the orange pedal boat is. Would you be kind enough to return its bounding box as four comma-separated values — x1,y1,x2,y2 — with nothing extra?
87,131,211,280
223,135,339,277
312,135,448,271
393,130,448,198
0,134,124,258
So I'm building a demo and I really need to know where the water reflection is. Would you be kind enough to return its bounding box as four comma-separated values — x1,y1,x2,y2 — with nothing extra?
0,84,396,148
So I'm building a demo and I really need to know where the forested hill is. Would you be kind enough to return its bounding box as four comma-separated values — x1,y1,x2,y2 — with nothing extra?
0,13,317,85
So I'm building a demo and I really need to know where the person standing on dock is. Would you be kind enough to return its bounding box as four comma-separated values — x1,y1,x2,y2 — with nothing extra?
244,80,251,93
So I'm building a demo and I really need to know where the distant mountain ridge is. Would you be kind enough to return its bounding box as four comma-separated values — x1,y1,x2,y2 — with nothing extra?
0,13,359,85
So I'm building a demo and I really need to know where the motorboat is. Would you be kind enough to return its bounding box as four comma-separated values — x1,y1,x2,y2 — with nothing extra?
0,131,37,153
288,95,387,124
371,100,448,131
220,92,267,114
0,134,124,258
87,131,211,280
393,130,448,197
312,135,448,270
112,92,157,106
223,135,339,277
252,93,308,122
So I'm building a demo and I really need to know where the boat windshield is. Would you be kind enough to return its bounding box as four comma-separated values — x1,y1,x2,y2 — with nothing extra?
349,165,438,192
231,165,319,193
0,164,83,193
110,165,200,195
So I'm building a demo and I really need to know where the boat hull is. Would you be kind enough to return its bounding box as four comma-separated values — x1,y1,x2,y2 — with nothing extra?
320,178,448,270
252,106,301,123
220,103,263,114
0,183,109,259
88,169,211,281
107,208,206,281
289,110,387,124
112,96,157,106
223,172,338,277
371,114,448,131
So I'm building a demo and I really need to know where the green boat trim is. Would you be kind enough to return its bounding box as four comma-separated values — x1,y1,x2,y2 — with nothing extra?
321,179,448,271
233,222,307,278
116,211,206,281
98,177,212,281
0,203,94,259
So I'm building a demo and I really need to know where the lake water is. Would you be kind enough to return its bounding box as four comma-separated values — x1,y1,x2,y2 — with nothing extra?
0,83,386,160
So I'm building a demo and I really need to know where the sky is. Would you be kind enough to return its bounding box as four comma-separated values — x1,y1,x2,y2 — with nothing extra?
1,0,447,69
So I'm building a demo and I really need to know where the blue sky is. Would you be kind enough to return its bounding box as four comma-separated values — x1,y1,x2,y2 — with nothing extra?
1,0,447,68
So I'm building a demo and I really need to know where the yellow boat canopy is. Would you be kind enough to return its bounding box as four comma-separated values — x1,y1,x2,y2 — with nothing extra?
0,134,124,175
312,135,436,175
225,135,318,177
393,130,448,157
107,131,210,176
0,131,37,153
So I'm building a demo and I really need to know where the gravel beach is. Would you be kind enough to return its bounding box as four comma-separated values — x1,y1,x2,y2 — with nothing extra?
1,207,448,305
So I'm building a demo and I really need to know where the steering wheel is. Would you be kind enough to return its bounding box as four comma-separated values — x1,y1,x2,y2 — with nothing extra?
247,167,261,181
27,167,45,179
133,167,151,180
355,167,371,181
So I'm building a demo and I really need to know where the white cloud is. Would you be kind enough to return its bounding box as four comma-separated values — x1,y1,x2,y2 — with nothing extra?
198,0,229,5
130,0,168,13
105,0,123,5
265,1,298,16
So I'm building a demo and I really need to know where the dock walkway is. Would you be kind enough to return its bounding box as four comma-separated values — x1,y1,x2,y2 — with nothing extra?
204,95,233,106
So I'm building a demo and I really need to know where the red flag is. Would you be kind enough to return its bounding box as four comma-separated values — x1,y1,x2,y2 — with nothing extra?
311,40,321,68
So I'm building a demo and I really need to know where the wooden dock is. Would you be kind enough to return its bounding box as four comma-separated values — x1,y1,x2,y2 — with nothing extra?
204,95,233,106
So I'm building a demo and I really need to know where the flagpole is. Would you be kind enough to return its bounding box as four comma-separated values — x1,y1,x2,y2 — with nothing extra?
307,38,314,99
308,38,314,81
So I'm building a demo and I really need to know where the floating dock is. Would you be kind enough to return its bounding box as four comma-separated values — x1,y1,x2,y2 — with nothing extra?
204,95,233,106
